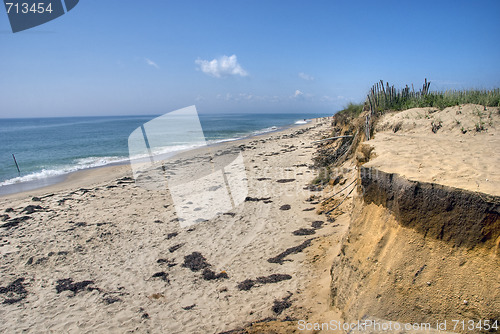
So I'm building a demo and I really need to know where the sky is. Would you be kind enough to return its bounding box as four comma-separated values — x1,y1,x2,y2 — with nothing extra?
0,0,499,117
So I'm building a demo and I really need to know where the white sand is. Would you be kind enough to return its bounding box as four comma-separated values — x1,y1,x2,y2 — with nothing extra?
0,119,347,333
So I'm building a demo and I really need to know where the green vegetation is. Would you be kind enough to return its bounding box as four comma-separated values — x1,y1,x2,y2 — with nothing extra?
366,79,500,114
333,102,364,124
401,89,500,110
311,166,331,185
334,80,500,119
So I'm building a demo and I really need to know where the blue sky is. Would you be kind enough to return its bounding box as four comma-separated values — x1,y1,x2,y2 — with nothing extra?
1,0,499,117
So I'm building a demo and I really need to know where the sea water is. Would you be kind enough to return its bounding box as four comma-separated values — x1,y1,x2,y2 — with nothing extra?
0,112,329,194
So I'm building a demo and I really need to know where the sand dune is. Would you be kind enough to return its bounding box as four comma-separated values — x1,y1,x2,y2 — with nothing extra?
366,104,500,196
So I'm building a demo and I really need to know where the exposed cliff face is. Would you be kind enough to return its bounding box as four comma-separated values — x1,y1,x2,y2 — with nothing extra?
359,167,500,249
330,167,500,331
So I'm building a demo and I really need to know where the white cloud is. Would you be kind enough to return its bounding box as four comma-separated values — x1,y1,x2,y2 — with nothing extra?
216,92,254,102
298,72,314,81
195,55,248,78
145,58,159,69
238,93,253,100
320,95,335,102
290,89,314,100
270,95,281,103
293,89,304,98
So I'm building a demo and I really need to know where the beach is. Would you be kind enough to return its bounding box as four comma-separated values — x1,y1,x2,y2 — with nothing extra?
0,118,347,333
2,104,499,334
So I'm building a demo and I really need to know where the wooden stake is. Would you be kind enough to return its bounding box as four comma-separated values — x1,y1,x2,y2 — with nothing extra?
12,154,20,176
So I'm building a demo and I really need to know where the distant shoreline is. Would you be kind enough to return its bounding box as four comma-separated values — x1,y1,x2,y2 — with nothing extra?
0,116,330,198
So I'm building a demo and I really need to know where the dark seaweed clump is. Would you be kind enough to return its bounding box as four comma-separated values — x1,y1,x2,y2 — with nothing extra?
0,277,28,304
276,179,295,183
157,258,177,267
103,296,121,304
169,243,184,253
166,232,178,239
237,274,292,291
268,239,313,264
151,272,169,282
292,228,316,236
237,279,255,291
21,205,44,214
1,216,31,229
272,293,293,315
182,252,210,271
311,221,324,229
202,269,228,280
55,278,95,295
245,196,272,202
257,274,292,284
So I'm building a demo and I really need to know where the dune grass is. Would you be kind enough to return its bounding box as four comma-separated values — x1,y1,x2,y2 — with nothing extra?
383,88,500,111
366,80,500,113
333,102,364,123
335,81,500,119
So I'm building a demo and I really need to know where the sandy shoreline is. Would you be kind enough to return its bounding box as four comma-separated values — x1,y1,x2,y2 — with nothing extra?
0,117,347,333
0,120,321,200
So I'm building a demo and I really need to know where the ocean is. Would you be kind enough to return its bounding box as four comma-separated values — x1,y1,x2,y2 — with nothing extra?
0,112,330,195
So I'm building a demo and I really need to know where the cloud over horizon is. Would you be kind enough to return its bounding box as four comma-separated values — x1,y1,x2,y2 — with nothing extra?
145,58,159,69
298,72,314,81
293,89,304,98
195,55,248,78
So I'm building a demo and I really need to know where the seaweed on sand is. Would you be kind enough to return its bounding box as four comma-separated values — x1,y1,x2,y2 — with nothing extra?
267,239,314,264
21,205,44,214
292,228,316,236
55,278,96,295
276,179,295,183
272,292,293,315
245,197,272,202
1,216,31,229
311,221,324,229
169,243,184,253
202,269,228,280
182,252,210,271
0,277,28,304
151,272,169,282
237,274,292,291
